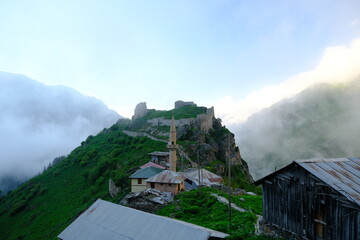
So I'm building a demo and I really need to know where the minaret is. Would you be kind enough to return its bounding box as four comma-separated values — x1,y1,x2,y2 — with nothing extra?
168,115,178,172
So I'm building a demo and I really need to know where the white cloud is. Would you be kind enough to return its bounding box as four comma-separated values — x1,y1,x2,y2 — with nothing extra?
215,38,360,125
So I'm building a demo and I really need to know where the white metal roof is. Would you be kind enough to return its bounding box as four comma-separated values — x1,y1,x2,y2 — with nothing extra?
58,199,228,240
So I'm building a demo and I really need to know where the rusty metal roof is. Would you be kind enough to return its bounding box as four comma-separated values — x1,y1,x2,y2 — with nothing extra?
58,199,228,240
139,162,166,169
255,158,360,206
294,158,360,206
146,170,186,184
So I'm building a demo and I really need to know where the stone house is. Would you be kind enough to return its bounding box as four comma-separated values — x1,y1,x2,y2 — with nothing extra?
129,167,164,192
146,170,186,195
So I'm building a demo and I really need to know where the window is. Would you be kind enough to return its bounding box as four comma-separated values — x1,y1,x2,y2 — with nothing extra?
137,179,142,184
168,183,172,186
150,182,155,188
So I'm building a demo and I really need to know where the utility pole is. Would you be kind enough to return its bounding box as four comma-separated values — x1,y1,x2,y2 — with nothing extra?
227,133,232,231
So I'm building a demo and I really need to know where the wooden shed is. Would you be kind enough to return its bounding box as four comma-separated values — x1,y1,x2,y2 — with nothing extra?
255,158,360,240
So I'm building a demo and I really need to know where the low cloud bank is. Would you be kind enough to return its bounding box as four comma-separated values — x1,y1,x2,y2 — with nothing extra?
0,72,120,192
215,38,360,125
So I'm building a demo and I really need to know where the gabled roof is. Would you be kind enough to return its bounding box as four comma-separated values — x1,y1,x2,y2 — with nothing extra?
185,169,223,186
140,162,166,169
255,158,360,206
58,199,228,240
146,170,186,184
129,167,164,179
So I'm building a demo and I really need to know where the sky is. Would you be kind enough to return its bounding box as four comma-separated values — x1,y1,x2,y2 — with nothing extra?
1,0,360,121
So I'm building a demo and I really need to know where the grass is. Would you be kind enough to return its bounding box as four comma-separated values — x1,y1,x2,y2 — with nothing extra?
157,187,278,240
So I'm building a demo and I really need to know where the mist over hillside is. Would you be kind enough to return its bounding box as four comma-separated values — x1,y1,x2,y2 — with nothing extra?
235,77,360,179
0,72,120,192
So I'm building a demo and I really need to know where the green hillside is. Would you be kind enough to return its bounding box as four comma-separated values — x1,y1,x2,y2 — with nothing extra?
0,105,257,239
237,78,360,179
0,125,166,240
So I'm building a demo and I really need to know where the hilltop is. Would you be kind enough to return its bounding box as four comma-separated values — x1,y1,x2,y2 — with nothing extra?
0,103,256,240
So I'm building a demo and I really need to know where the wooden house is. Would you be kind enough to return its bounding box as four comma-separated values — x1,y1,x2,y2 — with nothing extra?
146,170,186,195
129,167,164,192
255,158,360,240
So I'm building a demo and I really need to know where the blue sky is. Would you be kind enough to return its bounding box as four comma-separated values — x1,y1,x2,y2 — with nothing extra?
1,0,360,119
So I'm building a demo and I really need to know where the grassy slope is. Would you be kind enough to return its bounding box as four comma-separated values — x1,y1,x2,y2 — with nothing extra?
0,125,166,240
157,188,277,240
0,106,261,239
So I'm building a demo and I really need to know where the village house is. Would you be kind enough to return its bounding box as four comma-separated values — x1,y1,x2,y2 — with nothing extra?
255,158,360,240
58,199,228,240
146,170,186,195
129,167,164,192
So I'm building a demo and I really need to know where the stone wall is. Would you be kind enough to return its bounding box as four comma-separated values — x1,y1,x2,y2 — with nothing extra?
132,102,147,119
147,118,195,127
174,100,196,109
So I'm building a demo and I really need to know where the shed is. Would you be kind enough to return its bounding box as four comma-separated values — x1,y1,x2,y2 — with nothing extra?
146,170,186,195
129,167,164,192
255,158,360,240
148,151,169,164
184,169,223,190
58,199,228,240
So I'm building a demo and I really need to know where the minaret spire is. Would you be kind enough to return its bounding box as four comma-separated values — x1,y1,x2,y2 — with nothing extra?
168,115,178,172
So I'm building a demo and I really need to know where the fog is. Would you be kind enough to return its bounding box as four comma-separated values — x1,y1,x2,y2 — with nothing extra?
0,72,120,192
234,78,360,180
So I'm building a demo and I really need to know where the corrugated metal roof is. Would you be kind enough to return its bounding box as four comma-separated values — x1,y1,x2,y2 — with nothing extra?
185,169,223,186
58,199,228,240
129,167,164,179
139,162,166,169
295,158,360,206
255,158,360,206
146,170,186,184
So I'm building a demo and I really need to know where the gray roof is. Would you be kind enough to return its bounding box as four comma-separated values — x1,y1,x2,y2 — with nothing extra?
148,151,169,157
58,199,228,240
256,158,360,206
185,169,223,186
129,167,164,179
295,158,360,206
146,170,186,184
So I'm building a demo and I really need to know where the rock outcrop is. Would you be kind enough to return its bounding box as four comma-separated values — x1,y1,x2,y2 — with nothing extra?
120,188,174,213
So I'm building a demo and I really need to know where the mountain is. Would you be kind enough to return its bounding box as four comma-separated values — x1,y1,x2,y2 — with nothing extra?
236,78,360,179
0,72,120,193
0,104,255,240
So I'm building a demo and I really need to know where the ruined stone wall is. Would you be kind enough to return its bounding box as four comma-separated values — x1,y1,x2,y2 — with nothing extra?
195,107,214,131
132,102,147,119
174,100,196,109
147,118,195,127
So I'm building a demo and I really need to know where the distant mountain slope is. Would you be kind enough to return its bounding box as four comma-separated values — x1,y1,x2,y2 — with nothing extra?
236,78,360,179
0,72,120,192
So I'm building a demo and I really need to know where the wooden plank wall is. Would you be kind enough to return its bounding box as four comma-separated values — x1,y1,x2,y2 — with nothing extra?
262,164,359,240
